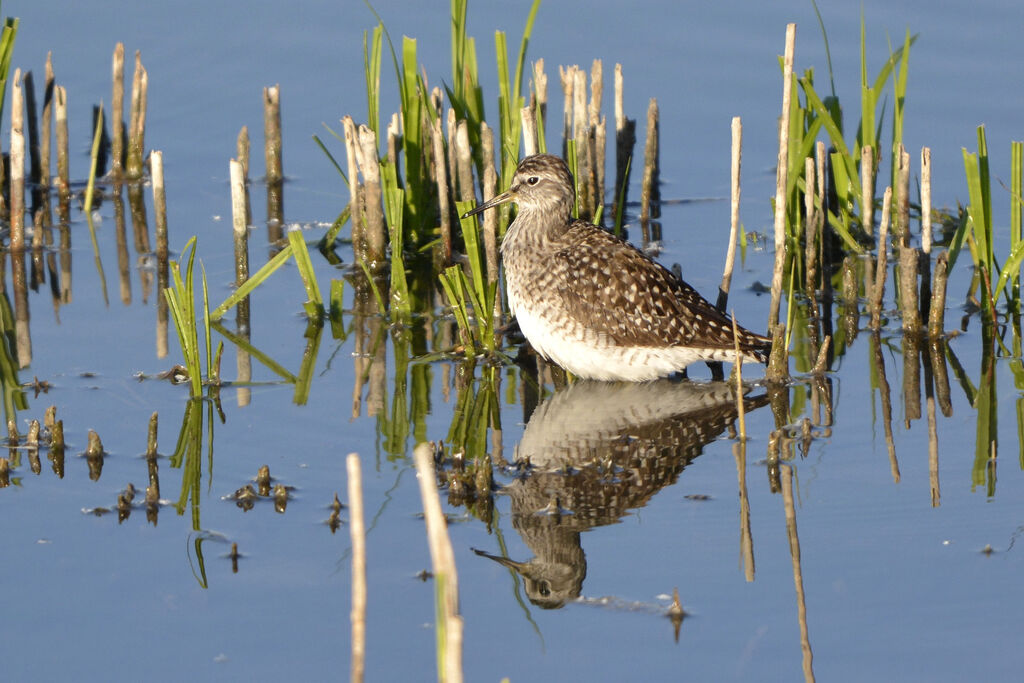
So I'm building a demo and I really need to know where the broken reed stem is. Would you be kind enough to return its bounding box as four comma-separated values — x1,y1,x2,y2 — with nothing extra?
521,105,537,156
804,156,818,297
533,59,547,131
899,243,922,332
718,117,742,311
639,98,659,222
861,145,874,237
146,411,158,458
126,51,147,179
10,68,25,251
111,43,125,176
559,65,575,156
766,322,790,383
237,126,252,227
928,251,948,337
769,23,796,331
151,151,168,262
263,85,283,184
455,120,474,204
230,158,250,320
356,124,384,263
431,118,452,264
25,71,41,189
481,126,499,290
897,144,911,244
41,53,54,189
613,64,636,223
412,442,463,683
56,85,69,196
921,147,932,254
342,116,363,258
870,187,893,330
346,452,367,683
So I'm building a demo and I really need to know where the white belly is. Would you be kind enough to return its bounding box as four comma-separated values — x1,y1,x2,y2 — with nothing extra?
509,290,735,381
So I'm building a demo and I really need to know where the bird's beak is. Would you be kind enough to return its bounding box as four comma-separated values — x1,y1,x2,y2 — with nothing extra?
461,189,515,219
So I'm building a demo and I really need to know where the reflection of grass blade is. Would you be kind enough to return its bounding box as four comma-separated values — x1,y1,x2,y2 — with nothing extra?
293,323,323,406
358,259,388,316
211,320,297,383
0,292,27,423
329,279,346,341
210,242,293,320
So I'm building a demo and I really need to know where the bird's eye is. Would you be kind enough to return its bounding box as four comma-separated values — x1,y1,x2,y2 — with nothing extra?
526,176,540,186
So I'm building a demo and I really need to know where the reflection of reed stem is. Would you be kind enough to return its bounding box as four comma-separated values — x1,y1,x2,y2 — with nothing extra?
734,441,755,582
871,332,900,482
781,464,815,683
346,453,367,683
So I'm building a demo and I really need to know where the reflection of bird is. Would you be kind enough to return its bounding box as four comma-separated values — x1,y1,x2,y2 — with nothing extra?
463,154,770,381
474,379,768,608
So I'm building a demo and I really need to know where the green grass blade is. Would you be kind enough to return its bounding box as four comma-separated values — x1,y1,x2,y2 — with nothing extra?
211,242,294,320
312,134,348,183
288,230,324,316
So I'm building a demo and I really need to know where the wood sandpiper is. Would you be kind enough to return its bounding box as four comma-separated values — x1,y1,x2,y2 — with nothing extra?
463,153,770,381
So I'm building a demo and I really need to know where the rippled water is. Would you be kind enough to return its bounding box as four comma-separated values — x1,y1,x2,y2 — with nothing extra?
2,1,1024,681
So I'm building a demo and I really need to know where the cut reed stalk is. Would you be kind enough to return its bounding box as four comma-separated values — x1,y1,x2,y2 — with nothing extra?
481,128,499,290
230,159,250,326
41,53,54,191
263,85,283,184
10,68,24,251
860,145,874,236
151,151,168,264
455,120,474,204
342,116,364,258
718,117,742,311
412,442,463,683
55,85,68,196
521,105,537,156
446,109,458,201
111,43,124,176
237,126,252,227
146,411,158,458
639,98,659,222
804,156,817,297
870,187,893,330
346,452,367,683
898,242,921,332
613,64,635,228
431,117,452,264
24,70,40,190
921,147,932,254
533,58,547,130
559,64,575,157
769,23,796,331
766,323,789,383
356,124,385,263
928,251,948,337
126,51,147,179
897,143,910,243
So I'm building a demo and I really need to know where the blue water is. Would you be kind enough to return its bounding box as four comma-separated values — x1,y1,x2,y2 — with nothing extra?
1,1,1023,681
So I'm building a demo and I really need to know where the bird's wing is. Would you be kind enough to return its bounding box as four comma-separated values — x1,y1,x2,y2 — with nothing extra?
552,223,754,350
